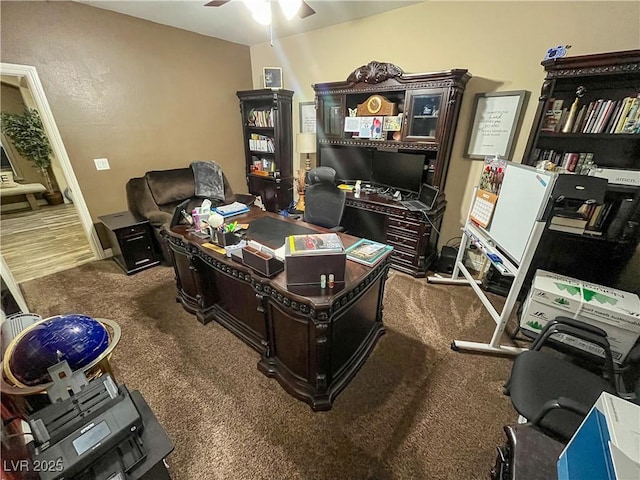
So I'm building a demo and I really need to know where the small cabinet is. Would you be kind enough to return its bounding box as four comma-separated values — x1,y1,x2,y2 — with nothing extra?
236,89,294,212
99,211,160,275
318,96,345,139
403,90,444,141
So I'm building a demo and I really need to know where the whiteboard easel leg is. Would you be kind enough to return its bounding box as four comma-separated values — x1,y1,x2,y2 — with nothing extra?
451,340,526,356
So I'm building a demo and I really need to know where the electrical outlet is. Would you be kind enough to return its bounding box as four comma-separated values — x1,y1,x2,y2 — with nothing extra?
94,158,110,170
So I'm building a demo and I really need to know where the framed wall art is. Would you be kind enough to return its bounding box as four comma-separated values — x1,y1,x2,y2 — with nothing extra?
464,90,529,160
263,67,283,89
299,101,316,133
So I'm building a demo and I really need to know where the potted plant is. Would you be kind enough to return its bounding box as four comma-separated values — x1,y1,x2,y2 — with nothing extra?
0,108,63,205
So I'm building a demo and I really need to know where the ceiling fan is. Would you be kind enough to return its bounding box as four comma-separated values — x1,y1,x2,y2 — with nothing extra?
205,0,316,23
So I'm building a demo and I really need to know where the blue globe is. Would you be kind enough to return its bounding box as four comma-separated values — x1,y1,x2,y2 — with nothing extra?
6,314,110,387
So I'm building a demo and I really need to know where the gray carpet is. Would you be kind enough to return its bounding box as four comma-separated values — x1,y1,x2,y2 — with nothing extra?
20,260,519,479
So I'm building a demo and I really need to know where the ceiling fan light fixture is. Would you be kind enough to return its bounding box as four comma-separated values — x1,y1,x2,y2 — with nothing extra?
280,0,302,20
244,0,272,25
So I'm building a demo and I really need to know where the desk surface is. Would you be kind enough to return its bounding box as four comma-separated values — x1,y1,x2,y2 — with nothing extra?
170,208,386,308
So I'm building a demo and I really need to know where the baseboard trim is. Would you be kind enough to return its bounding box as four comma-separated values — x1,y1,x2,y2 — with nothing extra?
0,199,47,213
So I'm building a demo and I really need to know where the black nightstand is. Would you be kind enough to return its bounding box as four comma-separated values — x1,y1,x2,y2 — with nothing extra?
99,211,160,275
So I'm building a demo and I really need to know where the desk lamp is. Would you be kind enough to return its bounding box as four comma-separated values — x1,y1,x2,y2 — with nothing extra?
295,132,316,211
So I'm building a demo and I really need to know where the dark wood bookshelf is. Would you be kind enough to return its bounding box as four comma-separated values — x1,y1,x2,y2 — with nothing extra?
487,50,640,297
237,89,294,213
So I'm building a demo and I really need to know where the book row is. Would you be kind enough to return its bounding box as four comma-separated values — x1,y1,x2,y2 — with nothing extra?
248,133,275,153
532,149,595,174
247,108,274,128
250,156,276,173
541,93,640,135
549,196,636,238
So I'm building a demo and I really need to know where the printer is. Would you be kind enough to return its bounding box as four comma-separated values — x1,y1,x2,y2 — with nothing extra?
27,366,147,480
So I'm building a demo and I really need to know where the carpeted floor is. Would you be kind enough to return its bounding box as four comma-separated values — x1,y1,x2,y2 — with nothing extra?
20,259,521,479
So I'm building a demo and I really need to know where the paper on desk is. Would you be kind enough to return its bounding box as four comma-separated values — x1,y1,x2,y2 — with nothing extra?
274,245,285,261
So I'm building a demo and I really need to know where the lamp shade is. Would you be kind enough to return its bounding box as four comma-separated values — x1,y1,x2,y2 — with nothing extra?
296,133,316,154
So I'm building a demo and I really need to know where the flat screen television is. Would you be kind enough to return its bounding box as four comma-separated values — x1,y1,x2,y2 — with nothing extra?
371,150,425,193
319,146,372,183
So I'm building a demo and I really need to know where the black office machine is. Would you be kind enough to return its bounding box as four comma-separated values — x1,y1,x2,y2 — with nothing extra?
27,370,147,480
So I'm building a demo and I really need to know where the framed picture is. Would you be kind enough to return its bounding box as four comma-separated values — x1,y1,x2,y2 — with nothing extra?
299,101,316,133
464,90,529,160
263,67,283,89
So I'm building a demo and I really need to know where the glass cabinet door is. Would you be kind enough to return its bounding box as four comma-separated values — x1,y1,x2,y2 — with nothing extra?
404,90,443,141
318,96,345,139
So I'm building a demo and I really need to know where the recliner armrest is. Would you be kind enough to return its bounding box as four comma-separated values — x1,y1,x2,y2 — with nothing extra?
147,211,172,227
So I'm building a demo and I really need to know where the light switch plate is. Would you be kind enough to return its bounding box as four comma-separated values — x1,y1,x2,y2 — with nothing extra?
94,158,110,170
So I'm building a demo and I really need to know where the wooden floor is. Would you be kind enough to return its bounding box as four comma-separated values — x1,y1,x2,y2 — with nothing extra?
1,203,95,283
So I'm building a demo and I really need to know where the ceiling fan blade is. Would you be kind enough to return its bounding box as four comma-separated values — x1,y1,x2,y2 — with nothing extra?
204,0,231,6
298,1,315,18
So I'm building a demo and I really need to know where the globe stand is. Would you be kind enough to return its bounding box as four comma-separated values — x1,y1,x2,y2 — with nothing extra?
1,317,121,396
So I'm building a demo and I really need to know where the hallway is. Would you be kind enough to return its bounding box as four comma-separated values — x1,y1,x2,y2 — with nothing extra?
1,203,95,283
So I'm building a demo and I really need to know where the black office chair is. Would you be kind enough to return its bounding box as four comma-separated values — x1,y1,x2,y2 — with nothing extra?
303,167,346,231
504,316,621,442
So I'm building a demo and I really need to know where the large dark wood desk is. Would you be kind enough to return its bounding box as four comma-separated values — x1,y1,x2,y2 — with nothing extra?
162,209,391,411
341,191,446,277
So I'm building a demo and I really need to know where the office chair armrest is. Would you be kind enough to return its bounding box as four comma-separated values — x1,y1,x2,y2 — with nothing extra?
531,320,616,390
531,396,591,427
548,316,608,337
531,322,610,353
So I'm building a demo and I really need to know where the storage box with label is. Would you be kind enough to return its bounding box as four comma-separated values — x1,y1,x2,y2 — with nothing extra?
520,270,640,363
557,392,640,480
284,233,346,288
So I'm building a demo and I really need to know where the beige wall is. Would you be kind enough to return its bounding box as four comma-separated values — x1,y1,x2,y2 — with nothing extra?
1,1,253,220
250,1,640,246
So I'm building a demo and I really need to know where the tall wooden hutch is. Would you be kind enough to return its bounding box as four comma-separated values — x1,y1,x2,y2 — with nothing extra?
313,61,471,276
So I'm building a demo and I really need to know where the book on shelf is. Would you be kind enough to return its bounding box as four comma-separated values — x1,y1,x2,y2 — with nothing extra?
583,99,604,133
247,108,274,127
621,95,640,133
541,98,564,132
550,215,589,228
571,105,587,133
345,238,393,267
614,97,635,133
287,233,344,256
548,223,586,235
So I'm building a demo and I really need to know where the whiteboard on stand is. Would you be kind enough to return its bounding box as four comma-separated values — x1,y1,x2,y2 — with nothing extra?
487,163,555,263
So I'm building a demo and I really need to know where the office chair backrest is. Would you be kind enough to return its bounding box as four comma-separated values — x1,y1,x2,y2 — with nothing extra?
304,167,346,229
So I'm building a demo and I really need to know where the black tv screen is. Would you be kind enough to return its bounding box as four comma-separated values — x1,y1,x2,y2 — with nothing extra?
371,151,425,193
319,146,372,183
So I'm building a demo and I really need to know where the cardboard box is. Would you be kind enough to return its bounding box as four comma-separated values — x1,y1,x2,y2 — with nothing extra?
557,392,640,480
520,270,640,363
527,270,640,330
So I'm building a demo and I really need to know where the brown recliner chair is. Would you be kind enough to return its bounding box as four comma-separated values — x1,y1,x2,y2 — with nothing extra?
126,167,235,263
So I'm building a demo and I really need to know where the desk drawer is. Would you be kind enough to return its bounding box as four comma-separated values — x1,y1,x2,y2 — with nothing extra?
391,249,416,266
387,225,420,241
387,217,422,234
386,232,419,250
117,224,148,238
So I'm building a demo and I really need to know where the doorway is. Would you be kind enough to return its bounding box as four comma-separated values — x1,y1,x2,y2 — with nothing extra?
0,63,103,284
